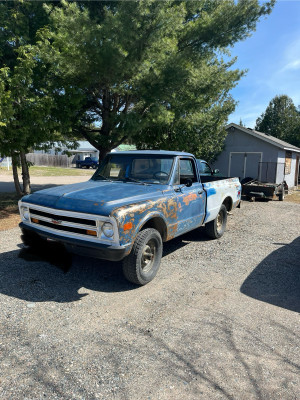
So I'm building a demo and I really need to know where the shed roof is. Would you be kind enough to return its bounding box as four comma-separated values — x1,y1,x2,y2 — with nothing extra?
226,123,300,153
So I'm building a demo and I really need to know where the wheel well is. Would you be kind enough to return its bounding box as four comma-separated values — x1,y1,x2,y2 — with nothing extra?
141,217,167,241
223,196,233,212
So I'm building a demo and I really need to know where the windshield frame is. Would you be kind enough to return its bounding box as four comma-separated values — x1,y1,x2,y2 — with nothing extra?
91,153,176,185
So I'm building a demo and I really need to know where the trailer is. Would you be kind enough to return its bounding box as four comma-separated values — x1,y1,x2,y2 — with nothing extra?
241,161,287,201
242,179,285,201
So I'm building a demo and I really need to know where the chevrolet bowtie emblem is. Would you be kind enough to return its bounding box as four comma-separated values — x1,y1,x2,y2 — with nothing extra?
52,219,62,225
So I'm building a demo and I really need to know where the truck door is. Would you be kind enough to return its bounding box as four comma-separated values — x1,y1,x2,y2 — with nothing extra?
173,157,206,235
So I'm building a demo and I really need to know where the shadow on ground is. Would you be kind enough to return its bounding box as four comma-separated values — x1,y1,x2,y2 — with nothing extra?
0,228,210,302
240,236,300,313
0,182,64,193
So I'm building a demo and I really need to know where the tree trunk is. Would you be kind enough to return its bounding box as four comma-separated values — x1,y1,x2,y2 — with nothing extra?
98,148,109,164
20,150,31,195
11,152,23,197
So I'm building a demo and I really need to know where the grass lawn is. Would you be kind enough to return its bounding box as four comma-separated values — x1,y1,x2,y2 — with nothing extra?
0,165,94,177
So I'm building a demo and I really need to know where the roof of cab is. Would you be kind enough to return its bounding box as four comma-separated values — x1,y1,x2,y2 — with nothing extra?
108,150,194,156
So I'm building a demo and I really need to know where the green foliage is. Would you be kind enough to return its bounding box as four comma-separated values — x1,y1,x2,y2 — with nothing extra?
255,95,300,148
0,1,76,157
32,0,274,161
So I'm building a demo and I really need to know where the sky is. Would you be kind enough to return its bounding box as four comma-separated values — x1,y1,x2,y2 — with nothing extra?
228,0,300,128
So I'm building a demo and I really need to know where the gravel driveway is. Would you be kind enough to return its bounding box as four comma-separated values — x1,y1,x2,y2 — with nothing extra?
0,200,299,400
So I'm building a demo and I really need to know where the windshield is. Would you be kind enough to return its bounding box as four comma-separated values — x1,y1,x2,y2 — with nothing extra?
92,154,175,185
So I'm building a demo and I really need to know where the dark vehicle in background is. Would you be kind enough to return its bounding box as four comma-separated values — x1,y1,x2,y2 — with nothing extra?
76,157,98,169
197,159,221,176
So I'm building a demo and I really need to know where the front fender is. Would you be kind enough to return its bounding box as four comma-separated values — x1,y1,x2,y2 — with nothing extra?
111,196,178,248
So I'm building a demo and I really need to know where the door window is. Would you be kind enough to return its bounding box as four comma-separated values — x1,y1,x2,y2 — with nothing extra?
179,159,197,184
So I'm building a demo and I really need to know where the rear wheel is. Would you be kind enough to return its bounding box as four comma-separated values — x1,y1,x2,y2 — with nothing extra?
205,204,227,239
122,228,162,285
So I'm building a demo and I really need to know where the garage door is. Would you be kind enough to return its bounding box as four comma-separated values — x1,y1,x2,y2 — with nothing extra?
229,152,262,180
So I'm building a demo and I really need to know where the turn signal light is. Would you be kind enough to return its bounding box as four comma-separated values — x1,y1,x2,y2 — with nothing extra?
32,218,39,224
123,222,133,231
86,230,97,236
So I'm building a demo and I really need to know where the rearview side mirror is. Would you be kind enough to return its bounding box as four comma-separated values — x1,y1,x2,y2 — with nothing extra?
213,169,219,175
185,178,193,187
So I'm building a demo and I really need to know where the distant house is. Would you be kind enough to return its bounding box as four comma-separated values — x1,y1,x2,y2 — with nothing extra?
35,141,98,162
212,123,300,189
32,141,137,166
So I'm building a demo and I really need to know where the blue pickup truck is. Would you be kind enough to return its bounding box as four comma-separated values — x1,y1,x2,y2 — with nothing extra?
19,151,241,285
76,157,98,169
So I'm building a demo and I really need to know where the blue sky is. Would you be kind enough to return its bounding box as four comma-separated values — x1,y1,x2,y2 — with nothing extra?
228,0,300,128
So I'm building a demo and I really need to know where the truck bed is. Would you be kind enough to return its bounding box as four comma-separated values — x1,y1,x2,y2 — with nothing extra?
201,176,241,223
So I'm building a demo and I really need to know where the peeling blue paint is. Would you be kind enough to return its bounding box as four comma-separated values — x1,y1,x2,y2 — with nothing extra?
206,187,217,197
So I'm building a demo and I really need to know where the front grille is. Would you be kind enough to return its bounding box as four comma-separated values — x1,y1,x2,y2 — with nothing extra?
32,219,90,235
27,205,99,239
20,202,118,244
29,208,96,227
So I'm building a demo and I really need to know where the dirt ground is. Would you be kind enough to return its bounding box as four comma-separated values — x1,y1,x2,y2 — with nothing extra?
0,174,91,193
0,198,299,400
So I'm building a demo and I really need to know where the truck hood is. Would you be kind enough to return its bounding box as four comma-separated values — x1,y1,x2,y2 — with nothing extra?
22,179,167,216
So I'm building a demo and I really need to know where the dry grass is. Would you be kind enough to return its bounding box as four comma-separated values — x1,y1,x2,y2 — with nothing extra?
285,187,300,204
0,192,21,231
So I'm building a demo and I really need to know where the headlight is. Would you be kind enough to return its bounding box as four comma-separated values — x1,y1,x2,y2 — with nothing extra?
102,222,114,238
21,206,29,220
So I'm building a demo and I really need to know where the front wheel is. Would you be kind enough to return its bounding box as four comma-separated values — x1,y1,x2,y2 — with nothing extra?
122,228,163,285
205,204,227,239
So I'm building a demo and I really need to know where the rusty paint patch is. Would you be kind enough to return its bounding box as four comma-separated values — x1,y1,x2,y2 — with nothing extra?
183,193,197,206
167,223,178,240
111,195,179,246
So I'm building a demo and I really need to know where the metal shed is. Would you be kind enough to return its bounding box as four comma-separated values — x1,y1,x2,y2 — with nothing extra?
212,123,300,189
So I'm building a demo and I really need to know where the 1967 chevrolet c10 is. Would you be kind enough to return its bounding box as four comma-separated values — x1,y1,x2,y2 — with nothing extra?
19,151,241,285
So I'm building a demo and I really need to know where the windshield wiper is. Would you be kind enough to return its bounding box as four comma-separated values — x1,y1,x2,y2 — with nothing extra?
124,177,150,186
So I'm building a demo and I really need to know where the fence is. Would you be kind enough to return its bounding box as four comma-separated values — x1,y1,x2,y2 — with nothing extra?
25,153,76,168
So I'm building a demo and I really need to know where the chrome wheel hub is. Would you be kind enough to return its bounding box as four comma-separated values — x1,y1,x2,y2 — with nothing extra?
141,240,156,273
